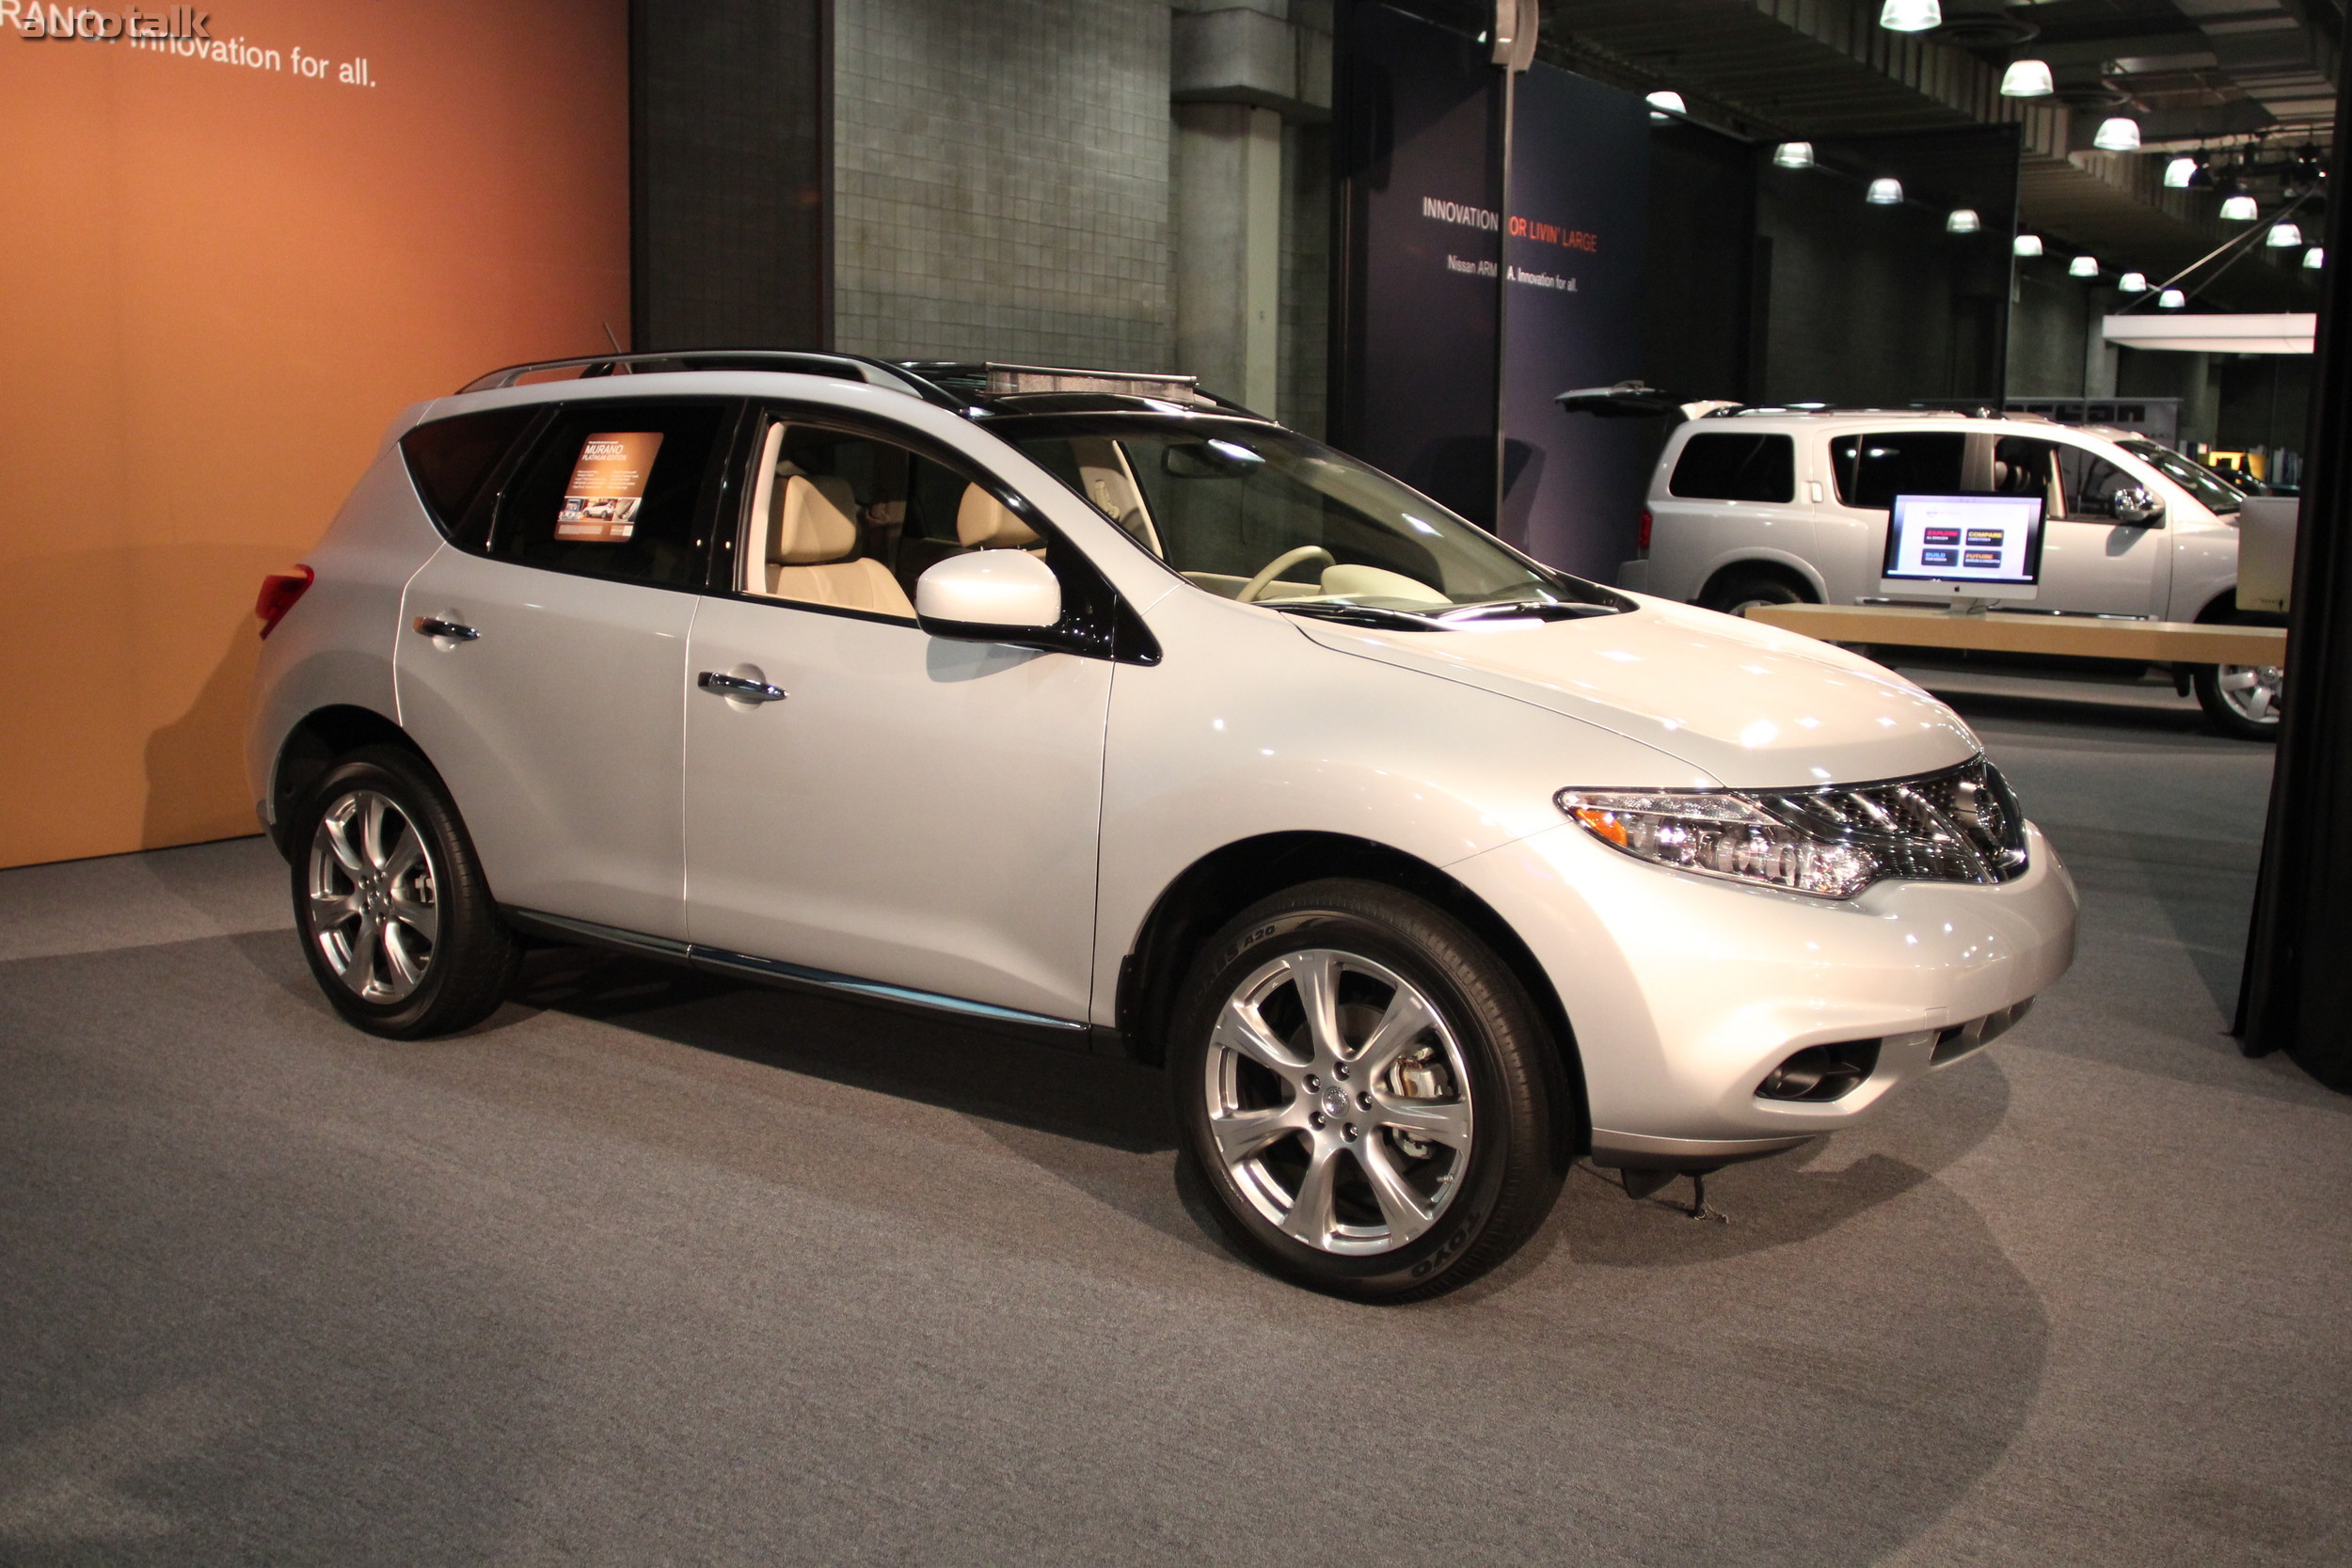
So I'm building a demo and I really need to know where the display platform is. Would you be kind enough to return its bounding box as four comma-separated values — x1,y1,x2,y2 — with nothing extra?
1742,602,2287,665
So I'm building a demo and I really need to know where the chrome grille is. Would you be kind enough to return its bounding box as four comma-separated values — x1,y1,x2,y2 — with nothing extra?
1753,757,2029,887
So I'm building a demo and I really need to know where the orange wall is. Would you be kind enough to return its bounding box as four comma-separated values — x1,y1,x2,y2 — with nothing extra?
0,0,628,868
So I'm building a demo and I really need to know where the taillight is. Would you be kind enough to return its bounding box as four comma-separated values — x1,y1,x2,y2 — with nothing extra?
1636,508,1653,555
255,566,314,638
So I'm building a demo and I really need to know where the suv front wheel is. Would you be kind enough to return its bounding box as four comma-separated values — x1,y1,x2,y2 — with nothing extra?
1170,879,1569,1302
291,745,518,1037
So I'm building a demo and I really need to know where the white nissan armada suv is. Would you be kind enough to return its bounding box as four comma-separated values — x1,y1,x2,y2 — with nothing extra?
1620,407,2281,737
249,353,2078,1300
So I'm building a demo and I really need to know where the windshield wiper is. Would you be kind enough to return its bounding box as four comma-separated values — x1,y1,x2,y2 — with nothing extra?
1267,602,1443,629
1433,599,1617,624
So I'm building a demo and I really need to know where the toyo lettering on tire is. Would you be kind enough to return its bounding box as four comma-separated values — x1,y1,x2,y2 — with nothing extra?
1169,879,1569,1302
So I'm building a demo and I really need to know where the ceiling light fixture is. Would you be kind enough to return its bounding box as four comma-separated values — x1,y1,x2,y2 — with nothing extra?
2119,271,2150,293
2163,156,2197,188
2307,246,2327,270
2158,288,2186,309
2013,233,2043,257
1946,208,1981,233
2221,192,2259,221
2069,255,2099,277
1867,177,1904,205
2000,59,2054,97
2093,118,2141,152
1645,89,1686,122
1773,141,1815,169
1879,0,1941,32
2267,222,2303,247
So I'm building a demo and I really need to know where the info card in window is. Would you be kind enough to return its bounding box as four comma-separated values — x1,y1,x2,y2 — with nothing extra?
556,433,664,542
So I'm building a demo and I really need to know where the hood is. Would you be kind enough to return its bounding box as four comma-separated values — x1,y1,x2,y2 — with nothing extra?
1291,594,1979,789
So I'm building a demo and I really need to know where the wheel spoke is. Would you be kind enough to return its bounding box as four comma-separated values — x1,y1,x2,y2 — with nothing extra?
361,795,394,871
381,920,428,990
2245,685,2276,720
322,808,369,877
310,888,360,926
1354,987,1440,1081
345,910,382,990
1372,1093,1471,1149
380,830,424,883
1285,950,1345,1062
388,889,439,943
1214,997,1309,1077
1209,1103,1300,1165
1356,1138,1436,1243
1280,1140,1342,1246
2220,668,2260,692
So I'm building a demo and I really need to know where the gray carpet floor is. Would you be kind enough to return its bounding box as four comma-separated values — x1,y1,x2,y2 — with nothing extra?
3,674,2344,1565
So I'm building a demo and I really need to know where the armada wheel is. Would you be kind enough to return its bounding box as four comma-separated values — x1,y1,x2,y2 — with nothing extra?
1169,879,1568,1302
2194,659,2283,741
1702,572,1804,618
291,746,517,1037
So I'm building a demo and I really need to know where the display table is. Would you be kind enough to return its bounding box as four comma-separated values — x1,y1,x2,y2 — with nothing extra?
1740,603,2287,666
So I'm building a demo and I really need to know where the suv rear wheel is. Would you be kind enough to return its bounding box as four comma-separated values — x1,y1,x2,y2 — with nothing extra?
2194,658,2283,742
291,745,517,1037
1169,879,1568,1302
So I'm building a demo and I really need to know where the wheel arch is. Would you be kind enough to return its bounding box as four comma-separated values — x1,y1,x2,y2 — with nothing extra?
268,705,435,858
1695,554,1825,609
1114,831,1590,1153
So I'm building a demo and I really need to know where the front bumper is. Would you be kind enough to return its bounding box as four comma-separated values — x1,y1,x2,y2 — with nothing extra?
1449,817,2078,1157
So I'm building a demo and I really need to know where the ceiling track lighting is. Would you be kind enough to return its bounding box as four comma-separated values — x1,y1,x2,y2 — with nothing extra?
2158,288,2186,309
2119,271,2150,293
2220,193,2259,221
2068,255,2099,277
2307,246,2328,270
2000,59,2054,97
1773,141,1815,169
1645,89,1686,122
2163,156,2198,188
1879,0,1941,32
1946,208,1981,234
1867,177,1904,206
2092,118,2141,152
2267,222,2303,247
2013,233,2044,257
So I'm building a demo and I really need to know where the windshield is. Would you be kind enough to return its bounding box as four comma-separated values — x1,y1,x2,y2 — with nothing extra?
2119,438,2245,515
1002,417,1622,621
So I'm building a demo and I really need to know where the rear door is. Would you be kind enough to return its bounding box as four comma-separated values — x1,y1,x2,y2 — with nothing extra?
396,398,737,940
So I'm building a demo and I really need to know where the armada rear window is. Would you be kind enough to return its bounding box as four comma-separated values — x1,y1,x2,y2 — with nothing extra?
1668,434,1795,502
400,406,540,539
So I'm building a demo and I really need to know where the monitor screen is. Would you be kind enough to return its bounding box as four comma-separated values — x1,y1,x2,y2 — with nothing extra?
1881,493,2044,588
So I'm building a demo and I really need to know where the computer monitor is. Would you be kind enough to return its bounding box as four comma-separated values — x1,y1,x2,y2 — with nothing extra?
1877,492,2044,604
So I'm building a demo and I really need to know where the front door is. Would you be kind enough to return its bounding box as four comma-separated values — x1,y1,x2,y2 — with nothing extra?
681,413,1112,1022
394,398,735,940
2043,438,2166,617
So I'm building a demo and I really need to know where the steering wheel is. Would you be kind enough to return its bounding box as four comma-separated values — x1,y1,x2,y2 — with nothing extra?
1238,546,1334,604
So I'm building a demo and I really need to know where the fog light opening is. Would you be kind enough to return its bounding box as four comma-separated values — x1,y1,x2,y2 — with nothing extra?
1757,1039,1881,1101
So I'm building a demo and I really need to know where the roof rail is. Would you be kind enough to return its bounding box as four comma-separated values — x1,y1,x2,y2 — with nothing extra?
455,350,962,407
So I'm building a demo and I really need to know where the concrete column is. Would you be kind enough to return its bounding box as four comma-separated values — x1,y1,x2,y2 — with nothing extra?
1175,102,1284,414
2084,307,2119,397
2181,351,2218,450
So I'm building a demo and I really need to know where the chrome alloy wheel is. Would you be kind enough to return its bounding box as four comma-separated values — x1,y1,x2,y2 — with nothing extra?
307,789,440,1003
2214,663,2284,726
1204,948,1474,1256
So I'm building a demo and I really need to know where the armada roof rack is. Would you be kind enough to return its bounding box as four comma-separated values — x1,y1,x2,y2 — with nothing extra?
455,350,964,407
903,360,1263,417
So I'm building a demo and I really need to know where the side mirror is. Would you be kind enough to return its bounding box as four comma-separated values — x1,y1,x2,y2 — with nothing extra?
915,549,1064,644
2110,486,2165,527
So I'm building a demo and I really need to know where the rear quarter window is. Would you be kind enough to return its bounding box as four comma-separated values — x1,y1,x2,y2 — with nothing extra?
400,405,541,540
1668,433,1795,502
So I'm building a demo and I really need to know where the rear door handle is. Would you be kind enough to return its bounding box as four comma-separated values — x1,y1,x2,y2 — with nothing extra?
698,671,788,704
413,616,480,641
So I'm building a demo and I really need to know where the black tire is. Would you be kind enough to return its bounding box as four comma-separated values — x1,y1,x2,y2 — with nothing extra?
1701,571,1805,617
289,745,517,1037
1168,879,1570,1303
2193,658,2284,742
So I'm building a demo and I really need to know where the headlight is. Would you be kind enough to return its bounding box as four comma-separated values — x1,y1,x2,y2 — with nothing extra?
1557,759,2029,901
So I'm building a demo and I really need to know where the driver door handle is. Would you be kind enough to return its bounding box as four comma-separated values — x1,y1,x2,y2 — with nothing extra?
698,671,788,704
412,616,480,641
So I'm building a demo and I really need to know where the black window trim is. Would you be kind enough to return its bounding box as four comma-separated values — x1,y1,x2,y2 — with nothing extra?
1666,431,1797,503
712,400,1158,665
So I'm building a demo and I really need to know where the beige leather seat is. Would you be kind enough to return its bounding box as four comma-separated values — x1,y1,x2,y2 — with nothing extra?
764,473,914,617
957,484,1043,552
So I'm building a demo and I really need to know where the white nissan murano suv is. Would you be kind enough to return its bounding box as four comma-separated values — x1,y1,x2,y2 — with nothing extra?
249,353,2079,1300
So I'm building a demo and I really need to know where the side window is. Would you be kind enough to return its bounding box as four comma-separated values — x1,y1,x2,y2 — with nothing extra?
400,405,540,542
1990,436,2060,510
1667,434,1795,502
2054,445,2133,519
738,416,1050,621
1831,432,1966,508
489,400,728,588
